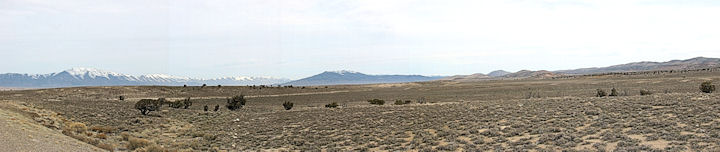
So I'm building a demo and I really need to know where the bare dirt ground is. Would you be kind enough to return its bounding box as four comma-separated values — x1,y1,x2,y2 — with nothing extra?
1,69,719,151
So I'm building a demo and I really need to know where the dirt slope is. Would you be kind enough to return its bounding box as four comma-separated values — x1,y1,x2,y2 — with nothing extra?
0,102,104,152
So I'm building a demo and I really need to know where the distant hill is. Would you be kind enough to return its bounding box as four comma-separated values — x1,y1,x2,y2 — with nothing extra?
281,70,445,86
555,57,720,74
487,70,511,77
0,68,290,88
502,70,561,78
442,73,490,81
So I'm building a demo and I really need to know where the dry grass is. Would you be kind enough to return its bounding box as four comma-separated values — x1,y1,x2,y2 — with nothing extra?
95,133,107,139
96,143,115,151
135,144,166,152
65,122,87,134
127,137,152,150
120,132,131,141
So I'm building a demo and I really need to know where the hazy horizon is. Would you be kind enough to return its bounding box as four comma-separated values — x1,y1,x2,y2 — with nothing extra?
3,0,720,79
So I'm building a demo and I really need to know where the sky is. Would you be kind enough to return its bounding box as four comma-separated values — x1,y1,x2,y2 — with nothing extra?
2,0,720,79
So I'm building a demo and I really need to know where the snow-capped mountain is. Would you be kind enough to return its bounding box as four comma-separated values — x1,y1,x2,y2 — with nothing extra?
282,70,445,86
0,68,291,88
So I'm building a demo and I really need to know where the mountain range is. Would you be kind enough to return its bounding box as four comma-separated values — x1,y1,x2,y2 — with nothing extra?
554,57,720,74
281,70,445,86
2,57,719,88
443,57,720,81
0,68,290,88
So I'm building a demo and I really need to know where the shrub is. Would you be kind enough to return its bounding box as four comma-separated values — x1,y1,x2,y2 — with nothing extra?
183,84,187,87
596,89,607,97
168,100,185,109
171,97,193,109
226,95,246,110
201,84,207,88
325,102,339,108
135,98,165,115
640,89,653,95
701,81,716,93
184,98,192,109
127,137,151,150
283,101,294,110
394,100,411,105
609,88,618,96
90,125,115,133
214,105,220,111
368,99,385,105
204,105,208,111
118,96,125,101
217,85,222,88
66,122,88,134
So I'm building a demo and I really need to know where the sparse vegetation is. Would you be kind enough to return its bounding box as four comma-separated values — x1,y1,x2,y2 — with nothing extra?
325,102,339,108
596,89,607,97
701,81,715,93
6,68,720,151
640,89,653,95
118,96,125,101
368,99,385,105
127,137,151,150
283,101,294,110
226,95,246,110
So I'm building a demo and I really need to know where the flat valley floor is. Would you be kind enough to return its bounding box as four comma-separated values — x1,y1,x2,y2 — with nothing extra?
1,70,720,151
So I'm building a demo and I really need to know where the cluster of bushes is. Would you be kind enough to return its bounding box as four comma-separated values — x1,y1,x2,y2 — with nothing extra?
134,98,166,115
394,100,411,105
594,81,715,97
368,99,385,105
325,102,339,108
168,97,192,109
226,95,246,111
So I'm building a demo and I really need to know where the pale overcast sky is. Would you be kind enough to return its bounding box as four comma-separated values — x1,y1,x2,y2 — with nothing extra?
2,0,720,79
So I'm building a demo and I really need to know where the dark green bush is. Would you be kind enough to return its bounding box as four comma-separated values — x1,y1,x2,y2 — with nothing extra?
169,97,192,109
325,102,339,108
135,98,165,115
168,101,184,109
182,97,192,109
596,89,607,97
640,89,653,96
609,88,618,96
226,95,246,110
283,101,294,110
394,100,411,105
368,99,385,105
701,81,716,93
